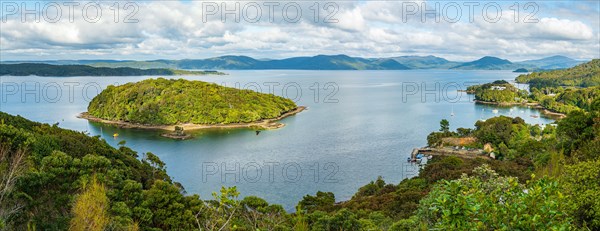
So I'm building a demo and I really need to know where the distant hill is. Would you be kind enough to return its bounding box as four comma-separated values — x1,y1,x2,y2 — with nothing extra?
90,55,410,70
391,55,460,69
516,55,584,70
258,55,410,70
451,56,515,70
3,55,588,71
177,56,260,69
0,63,222,76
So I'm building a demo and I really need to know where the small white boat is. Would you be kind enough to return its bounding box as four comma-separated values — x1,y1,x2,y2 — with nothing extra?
492,109,499,114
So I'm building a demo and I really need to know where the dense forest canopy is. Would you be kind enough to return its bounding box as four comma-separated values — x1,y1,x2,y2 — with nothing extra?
515,59,600,88
0,63,222,76
87,78,298,125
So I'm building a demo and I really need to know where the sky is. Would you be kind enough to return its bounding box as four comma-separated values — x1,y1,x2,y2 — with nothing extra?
1,0,599,61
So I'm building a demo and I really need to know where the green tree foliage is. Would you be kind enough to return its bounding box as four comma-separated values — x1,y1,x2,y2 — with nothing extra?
474,116,525,146
516,59,600,88
69,177,110,231
88,78,298,125
298,191,336,213
417,165,572,230
240,196,290,229
439,119,449,132
560,160,600,229
0,125,32,230
530,86,600,114
556,110,596,156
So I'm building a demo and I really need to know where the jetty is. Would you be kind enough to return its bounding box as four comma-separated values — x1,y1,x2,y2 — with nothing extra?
410,147,489,160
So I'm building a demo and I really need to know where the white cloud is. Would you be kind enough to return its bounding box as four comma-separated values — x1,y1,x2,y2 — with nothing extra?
0,1,598,61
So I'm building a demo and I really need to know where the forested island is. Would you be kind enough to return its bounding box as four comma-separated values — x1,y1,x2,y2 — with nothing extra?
82,78,302,137
0,63,224,76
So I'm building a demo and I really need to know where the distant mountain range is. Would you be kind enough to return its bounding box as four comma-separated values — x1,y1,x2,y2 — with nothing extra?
1,55,587,71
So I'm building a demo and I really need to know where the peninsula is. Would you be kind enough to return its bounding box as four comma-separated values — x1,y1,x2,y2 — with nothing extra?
0,63,224,76
467,60,600,118
80,78,303,138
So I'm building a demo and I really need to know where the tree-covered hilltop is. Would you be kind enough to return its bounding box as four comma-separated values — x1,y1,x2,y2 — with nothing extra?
0,63,223,76
466,80,528,103
515,59,600,89
87,78,298,125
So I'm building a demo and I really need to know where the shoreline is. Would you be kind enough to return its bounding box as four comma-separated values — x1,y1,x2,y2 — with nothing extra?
473,100,566,118
78,106,306,132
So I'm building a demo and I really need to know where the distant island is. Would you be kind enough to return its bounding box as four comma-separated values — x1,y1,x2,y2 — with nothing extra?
0,63,224,76
80,78,303,138
2,54,587,71
513,68,529,73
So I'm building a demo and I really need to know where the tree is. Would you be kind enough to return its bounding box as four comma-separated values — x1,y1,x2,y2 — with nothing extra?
439,119,450,132
556,110,595,155
69,177,110,231
456,128,473,137
298,191,335,213
240,196,289,230
560,160,600,229
197,186,240,230
0,124,33,229
418,165,571,230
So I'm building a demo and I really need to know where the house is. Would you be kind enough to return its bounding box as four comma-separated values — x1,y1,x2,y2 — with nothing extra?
490,86,506,90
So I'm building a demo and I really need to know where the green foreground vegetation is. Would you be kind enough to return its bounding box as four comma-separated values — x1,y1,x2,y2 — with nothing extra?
0,63,223,77
88,78,298,125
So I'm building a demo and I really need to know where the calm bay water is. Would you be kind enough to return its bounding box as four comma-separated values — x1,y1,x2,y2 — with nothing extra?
0,70,555,210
